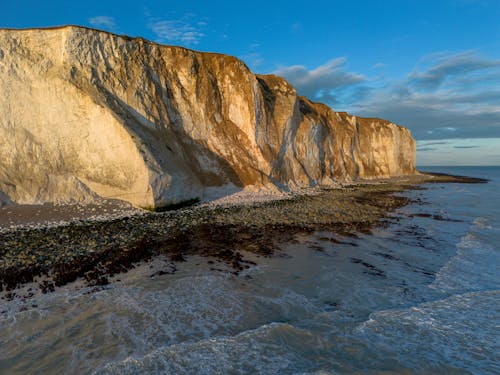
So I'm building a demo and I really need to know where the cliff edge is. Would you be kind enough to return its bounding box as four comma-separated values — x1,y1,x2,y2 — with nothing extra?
0,26,416,209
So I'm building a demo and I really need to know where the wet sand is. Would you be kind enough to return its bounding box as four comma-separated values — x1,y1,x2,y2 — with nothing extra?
0,173,487,293
0,201,143,233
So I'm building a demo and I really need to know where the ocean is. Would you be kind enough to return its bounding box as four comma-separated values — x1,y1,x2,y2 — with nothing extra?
0,166,499,374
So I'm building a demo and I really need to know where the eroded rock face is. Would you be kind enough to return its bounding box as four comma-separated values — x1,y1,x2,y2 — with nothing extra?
0,26,416,208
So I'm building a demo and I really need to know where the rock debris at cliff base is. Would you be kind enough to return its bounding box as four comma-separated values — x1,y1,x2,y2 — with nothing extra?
0,173,487,294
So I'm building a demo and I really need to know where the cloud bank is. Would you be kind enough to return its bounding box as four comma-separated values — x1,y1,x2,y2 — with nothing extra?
277,51,500,140
274,58,365,105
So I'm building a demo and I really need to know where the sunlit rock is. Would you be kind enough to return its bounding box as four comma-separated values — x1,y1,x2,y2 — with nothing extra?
0,26,416,208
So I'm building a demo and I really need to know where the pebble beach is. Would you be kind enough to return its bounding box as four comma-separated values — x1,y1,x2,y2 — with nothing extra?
0,172,487,295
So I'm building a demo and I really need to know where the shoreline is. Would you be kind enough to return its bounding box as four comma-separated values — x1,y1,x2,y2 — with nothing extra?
0,172,487,294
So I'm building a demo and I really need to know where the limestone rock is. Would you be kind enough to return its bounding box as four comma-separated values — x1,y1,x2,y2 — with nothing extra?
0,26,416,208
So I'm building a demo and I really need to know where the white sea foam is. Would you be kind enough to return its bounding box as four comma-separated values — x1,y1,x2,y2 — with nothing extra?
431,232,499,293
354,290,500,374
93,322,332,375
473,216,492,230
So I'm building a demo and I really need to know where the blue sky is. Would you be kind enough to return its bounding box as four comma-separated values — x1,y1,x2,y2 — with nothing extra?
2,0,500,165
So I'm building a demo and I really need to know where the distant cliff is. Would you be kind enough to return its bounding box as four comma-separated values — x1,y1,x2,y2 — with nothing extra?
0,26,416,208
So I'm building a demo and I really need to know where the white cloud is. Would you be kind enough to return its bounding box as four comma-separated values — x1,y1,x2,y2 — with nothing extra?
408,51,500,90
371,62,387,69
89,16,116,31
148,18,205,45
355,51,500,140
274,58,365,104
272,51,500,140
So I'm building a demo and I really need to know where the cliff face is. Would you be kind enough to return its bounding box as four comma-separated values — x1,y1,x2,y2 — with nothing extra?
0,26,416,208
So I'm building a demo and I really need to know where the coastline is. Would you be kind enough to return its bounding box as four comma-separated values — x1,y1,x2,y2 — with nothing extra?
0,172,487,294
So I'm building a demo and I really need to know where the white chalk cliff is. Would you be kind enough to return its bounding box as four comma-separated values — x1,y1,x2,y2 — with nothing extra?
0,26,416,209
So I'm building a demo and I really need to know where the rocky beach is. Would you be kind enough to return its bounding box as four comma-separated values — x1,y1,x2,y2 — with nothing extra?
0,172,486,297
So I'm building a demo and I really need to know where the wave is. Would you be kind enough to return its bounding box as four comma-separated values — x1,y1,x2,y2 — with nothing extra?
95,288,500,374
354,289,500,375
93,322,333,375
431,231,500,293
0,270,322,374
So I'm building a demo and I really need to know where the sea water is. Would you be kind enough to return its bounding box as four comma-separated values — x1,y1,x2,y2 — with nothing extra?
0,166,498,374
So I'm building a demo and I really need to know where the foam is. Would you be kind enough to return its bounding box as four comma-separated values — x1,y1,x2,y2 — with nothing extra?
94,323,332,374
431,232,500,293
473,216,492,230
354,290,500,374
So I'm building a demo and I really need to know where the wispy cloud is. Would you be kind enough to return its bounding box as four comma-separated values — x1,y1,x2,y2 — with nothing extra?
89,16,116,31
372,62,387,69
274,51,500,140
274,58,365,105
241,52,264,69
355,51,500,140
148,17,206,45
240,43,264,70
408,51,500,90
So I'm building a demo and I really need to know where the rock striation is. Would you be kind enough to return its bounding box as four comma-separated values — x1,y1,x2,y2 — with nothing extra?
0,26,416,209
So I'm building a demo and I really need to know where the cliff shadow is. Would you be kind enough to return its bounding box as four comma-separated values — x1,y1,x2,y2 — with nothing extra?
0,189,15,207
92,83,244,206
